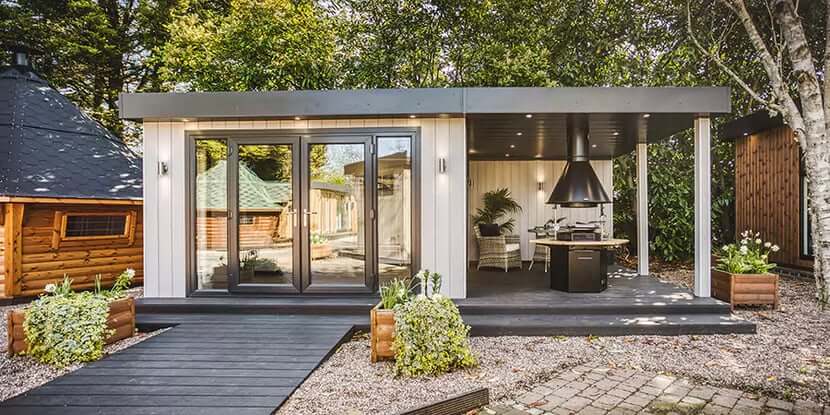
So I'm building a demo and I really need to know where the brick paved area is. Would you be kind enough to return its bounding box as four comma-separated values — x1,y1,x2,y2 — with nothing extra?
482,363,828,415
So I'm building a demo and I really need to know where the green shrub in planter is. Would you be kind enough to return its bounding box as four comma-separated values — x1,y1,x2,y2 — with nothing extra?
393,294,477,377
23,292,111,367
22,269,135,367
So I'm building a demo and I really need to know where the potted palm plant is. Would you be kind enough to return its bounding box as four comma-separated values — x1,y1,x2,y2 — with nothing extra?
471,188,522,235
712,230,780,310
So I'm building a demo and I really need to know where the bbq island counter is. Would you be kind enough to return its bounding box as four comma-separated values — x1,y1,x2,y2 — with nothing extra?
530,238,630,293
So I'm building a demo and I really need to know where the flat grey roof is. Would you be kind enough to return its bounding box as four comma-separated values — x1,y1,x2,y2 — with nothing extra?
119,87,730,120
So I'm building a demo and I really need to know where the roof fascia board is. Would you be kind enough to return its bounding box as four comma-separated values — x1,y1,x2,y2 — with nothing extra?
119,87,731,120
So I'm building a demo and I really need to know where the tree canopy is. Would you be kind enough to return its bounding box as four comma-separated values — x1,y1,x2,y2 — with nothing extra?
4,0,821,263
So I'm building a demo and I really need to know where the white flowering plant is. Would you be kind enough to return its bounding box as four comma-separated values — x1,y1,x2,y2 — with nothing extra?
716,230,778,274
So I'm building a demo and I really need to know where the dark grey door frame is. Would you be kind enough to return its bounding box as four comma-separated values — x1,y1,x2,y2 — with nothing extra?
300,135,375,294
186,127,420,296
228,136,302,294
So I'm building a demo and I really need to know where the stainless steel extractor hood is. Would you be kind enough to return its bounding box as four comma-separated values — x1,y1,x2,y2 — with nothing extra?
547,114,611,208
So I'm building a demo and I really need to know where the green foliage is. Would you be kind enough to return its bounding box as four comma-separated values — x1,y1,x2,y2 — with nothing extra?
471,188,522,234
310,233,328,246
240,250,281,272
414,269,441,296
158,0,338,92
24,292,111,367
0,0,178,143
24,269,135,367
613,130,735,262
379,278,413,310
393,294,476,377
716,230,779,274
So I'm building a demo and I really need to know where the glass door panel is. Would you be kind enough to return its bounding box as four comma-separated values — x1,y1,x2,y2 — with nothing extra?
377,136,413,286
302,138,374,292
194,139,228,289
229,139,301,293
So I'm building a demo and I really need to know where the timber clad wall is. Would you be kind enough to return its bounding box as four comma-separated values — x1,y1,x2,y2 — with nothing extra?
0,212,5,297
2,202,144,298
735,126,812,269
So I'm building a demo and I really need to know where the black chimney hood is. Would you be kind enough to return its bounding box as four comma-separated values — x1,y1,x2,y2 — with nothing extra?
547,114,611,208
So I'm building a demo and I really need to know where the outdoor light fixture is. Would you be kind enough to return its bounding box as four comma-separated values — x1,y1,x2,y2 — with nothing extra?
158,161,169,176
294,116,301,121
525,114,533,118
510,144,516,148
438,158,447,173
516,132,523,136
613,131,620,136
538,181,544,191
591,144,597,148
409,115,417,119
643,113,651,118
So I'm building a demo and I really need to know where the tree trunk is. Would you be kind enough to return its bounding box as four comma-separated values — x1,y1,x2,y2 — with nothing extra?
803,131,830,307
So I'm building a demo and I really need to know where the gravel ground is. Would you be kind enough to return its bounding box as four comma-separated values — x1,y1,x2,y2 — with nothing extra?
0,287,163,402
278,272,830,415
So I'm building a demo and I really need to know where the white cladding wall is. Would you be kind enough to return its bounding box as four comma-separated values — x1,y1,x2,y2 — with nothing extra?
468,160,613,262
142,118,468,298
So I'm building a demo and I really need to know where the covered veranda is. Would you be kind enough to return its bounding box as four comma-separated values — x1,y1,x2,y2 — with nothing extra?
463,88,726,306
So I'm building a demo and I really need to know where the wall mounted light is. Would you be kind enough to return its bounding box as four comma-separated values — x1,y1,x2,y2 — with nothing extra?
438,158,447,173
158,161,169,176
537,181,544,191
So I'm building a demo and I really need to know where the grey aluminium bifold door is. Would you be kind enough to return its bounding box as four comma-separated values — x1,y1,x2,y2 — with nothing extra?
228,136,302,294
300,135,375,293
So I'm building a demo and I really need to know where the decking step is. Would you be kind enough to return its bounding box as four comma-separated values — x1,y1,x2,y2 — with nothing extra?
464,313,756,336
456,301,731,315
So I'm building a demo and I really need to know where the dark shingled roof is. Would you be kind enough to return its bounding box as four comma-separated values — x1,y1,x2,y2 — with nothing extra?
0,65,142,200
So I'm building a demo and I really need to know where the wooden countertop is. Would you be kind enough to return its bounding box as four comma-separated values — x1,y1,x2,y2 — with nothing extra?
530,238,630,247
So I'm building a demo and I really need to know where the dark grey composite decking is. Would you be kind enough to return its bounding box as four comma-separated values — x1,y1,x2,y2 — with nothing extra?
0,314,363,415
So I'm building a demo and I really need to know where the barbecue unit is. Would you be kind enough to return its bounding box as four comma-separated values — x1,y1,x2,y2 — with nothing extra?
536,114,628,293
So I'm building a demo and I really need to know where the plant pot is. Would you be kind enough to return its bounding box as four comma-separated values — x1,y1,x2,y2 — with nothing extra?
6,297,136,356
711,269,779,310
370,303,396,363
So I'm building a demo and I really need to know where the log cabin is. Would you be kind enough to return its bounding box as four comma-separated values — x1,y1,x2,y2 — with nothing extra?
0,52,143,302
721,111,813,275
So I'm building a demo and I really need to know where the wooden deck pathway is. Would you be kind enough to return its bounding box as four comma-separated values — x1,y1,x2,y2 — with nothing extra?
0,314,364,415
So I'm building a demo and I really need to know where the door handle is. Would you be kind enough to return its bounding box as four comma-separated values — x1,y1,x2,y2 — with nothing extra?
302,209,317,227
286,209,297,227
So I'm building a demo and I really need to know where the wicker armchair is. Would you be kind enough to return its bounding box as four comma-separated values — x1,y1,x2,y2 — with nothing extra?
474,226,522,272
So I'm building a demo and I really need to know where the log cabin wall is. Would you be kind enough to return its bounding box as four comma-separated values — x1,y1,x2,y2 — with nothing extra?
3,201,144,298
0,204,5,298
735,126,812,270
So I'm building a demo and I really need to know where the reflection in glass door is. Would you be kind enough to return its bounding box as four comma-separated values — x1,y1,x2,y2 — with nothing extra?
301,138,374,292
229,139,301,293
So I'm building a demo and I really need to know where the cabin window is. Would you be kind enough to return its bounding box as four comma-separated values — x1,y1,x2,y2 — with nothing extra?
65,214,128,237
54,211,136,248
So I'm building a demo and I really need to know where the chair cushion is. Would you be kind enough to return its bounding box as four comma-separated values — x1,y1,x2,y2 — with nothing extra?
479,223,500,237
505,243,520,253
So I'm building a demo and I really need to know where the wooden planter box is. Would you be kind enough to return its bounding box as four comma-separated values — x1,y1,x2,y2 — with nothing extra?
6,297,136,356
311,244,333,260
712,269,779,310
370,303,395,363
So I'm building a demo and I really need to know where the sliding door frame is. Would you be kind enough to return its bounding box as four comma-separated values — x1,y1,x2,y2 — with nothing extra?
186,127,421,297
